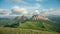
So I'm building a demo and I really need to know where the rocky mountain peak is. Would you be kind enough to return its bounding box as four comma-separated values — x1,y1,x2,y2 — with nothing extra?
32,14,48,20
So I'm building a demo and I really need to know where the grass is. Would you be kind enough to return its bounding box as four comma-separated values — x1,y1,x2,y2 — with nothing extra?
19,20,55,31
0,27,59,34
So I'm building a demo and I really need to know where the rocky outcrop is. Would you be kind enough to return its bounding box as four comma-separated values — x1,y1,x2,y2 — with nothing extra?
32,15,48,20
15,15,28,20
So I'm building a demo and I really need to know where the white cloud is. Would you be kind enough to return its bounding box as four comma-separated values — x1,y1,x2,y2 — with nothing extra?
12,6,28,15
0,9,11,15
5,0,27,4
52,8,60,15
42,8,54,12
35,10,40,14
27,3,41,10
41,8,60,16
26,10,40,15
36,0,42,2
34,3,41,8
12,0,27,4
23,11,28,14
36,0,48,2
49,8,54,11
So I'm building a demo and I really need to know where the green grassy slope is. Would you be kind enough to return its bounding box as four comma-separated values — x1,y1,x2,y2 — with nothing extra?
0,19,59,33
0,27,59,34
19,20,55,31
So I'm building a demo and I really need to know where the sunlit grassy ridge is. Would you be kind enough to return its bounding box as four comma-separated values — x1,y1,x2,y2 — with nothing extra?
19,20,55,31
0,19,60,34
0,27,59,34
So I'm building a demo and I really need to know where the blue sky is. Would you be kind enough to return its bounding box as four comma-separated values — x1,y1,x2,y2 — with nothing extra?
0,0,60,16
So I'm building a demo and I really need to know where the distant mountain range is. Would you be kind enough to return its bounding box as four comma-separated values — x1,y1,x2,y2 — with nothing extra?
0,14,60,23
47,15,60,23
0,14,60,33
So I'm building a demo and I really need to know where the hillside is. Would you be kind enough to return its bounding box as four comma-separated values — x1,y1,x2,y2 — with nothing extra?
0,27,59,34
47,15,60,32
18,20,55,31
0,15,60,33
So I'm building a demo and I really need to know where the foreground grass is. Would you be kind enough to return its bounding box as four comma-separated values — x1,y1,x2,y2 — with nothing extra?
0,27,59,34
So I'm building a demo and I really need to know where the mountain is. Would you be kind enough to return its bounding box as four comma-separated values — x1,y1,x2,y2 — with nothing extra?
18,19,56,32
15,15,28,20
0,15,60,33
0,15,59,32
47,15,60,23
32,15,49,20
16,15,56,32
47,15,60,32
0,18,9,20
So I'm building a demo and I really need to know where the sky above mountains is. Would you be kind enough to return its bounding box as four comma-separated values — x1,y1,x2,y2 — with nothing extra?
0,0,60,17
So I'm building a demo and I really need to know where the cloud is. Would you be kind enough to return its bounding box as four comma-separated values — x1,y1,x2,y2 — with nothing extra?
33,3,41,8
27,3,41,10
23,11,28,14
40,8,60,16
36,0,42,2
0,9,11,15
27,10,40,16
49,8,54,11
4,0,27,4
12,0,27,4
12,6,28,15
34,10,40,14
52,8,60,15
42,8,54,12
35,0,47,2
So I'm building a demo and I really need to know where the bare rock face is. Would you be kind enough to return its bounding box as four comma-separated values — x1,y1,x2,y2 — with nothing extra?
20,15,28,20
15,15,28,20
15,15,48,20
32,15,48,20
